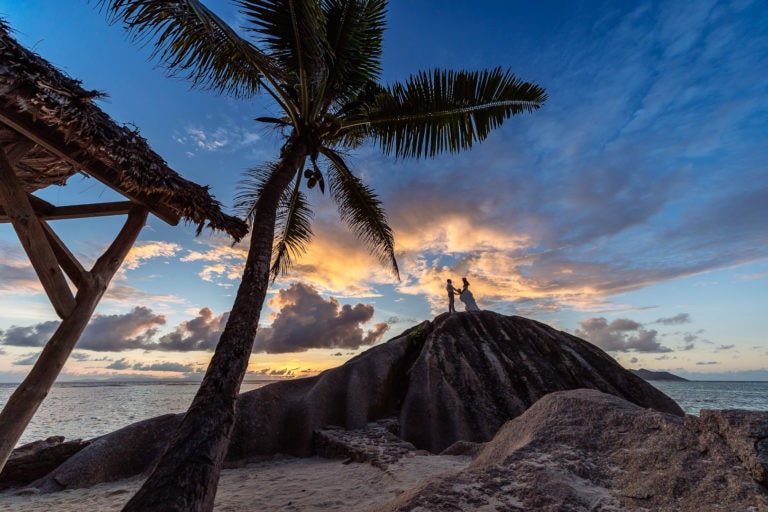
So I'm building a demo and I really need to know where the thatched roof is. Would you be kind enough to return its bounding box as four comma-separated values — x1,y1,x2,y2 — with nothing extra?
0,19,248,241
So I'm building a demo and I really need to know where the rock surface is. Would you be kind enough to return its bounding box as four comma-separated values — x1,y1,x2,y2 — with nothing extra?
314,418,420,469
0,436,89,489
698,408,768,486
23,311,681,491
400,312,682,452
32,414,182,493
375,389,768,512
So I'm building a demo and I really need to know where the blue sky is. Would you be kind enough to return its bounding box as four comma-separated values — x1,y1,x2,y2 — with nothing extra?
0,0,766,381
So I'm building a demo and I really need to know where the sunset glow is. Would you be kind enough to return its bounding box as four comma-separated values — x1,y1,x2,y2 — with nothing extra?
0,0,766,382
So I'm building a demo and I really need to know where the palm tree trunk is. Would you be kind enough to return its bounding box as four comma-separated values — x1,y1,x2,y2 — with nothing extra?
122,140,306,512
0,206,148,471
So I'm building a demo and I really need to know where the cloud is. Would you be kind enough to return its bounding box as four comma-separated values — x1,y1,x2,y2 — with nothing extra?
155,308,227,351
106,358,131,370
248,367,302,379
104,285,185,307
180,243,247,285
0,260,41,295
696,361,719,366
106,357,203,373
12,353,40,366
123,242,181,271
77,307,166,351
175,123,261,154
132,361,199,373
575,317,672,353
0,281,385,356
253,282,389,353
1,321,60,347
655,313,690,325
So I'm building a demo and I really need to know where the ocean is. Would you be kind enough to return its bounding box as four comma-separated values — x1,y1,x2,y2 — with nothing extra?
1,380,767,447
648,380,768,415
0,381,272,447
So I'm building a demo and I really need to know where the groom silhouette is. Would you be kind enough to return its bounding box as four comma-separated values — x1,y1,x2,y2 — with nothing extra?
446,279,460,312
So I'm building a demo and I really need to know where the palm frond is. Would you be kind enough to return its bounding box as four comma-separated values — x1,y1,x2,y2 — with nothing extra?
358,67,547,158
331,79,386,148
233,162,277,224
237,0,327,117
322,147,399,279
97,0,282,99
322,0,386,107
271,173,314,279
234,162,313,280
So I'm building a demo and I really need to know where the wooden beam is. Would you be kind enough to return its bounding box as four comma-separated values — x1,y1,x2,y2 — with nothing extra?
40,221,87,289
0,110,181,226
0,206,148,473
27,194,55,216
0,199,135,223
4,138,36,166
0,147,75,318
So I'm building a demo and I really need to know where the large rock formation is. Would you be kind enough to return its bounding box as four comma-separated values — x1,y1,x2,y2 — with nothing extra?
399,312,681,452
20,311,681,491
375,389,768,511
0,436,89,490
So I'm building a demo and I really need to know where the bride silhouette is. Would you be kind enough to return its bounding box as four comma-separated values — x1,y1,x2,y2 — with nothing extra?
459,277,480,311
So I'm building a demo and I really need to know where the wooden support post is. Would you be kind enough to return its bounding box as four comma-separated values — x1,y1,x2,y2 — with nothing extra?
0,147,76,318
0,206,148,473
40,221,87,290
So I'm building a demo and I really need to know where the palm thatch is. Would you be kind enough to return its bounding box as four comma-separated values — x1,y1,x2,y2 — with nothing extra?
0,19,247,241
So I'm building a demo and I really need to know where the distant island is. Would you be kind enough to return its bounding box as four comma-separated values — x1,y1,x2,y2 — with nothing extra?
631,369,689,381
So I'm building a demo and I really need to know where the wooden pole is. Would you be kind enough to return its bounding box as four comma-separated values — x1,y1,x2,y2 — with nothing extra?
0,147,76,318
0,206,148,473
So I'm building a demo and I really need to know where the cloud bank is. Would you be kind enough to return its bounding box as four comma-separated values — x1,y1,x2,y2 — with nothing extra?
0,284,387,356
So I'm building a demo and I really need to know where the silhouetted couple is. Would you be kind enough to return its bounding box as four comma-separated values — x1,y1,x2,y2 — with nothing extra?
446,277,480,312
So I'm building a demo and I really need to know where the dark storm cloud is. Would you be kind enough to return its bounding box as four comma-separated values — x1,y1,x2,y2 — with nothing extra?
655,313,690,326
575,317,672,353
1,321,59,347
77,307,166,351
253,282,389,354
156,308,227,351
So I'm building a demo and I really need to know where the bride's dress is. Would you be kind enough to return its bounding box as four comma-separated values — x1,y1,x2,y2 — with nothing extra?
459,288,480,311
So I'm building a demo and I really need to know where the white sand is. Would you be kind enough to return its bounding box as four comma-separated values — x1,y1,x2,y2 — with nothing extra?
0,454,470,511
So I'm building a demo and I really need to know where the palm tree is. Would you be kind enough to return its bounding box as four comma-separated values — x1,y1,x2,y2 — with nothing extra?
98,1,545,510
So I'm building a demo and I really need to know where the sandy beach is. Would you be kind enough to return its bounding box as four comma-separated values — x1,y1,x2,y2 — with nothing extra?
0,453,471,511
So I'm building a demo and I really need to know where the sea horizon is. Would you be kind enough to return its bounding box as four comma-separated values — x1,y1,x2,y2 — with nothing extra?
2,375,767,385
1,379,767,448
